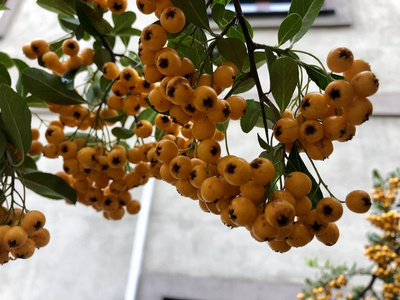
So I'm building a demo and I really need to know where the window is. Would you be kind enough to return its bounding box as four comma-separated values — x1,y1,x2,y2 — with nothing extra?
211,0,352,28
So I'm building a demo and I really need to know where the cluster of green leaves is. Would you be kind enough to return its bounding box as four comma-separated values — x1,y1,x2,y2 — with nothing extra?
301,169,400,300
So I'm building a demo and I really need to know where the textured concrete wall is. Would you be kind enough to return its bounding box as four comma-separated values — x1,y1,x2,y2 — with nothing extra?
0,1,398,300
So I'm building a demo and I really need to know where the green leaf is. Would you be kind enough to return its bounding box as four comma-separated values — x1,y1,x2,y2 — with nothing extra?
0,5,9,11
22,68,86,105
240,99,260,133
217,38,247,69
22,171,77,203
172,0,210,31
25,95,48,108
75,0,105,36
112,11,136,33
255,105,275,129
270,57,299,112
265,47,277,73
259,144,285,183
242,51,267,73
93,48,112,70
49,39,66,57
0,129,7,158
0,52,13,69
111,28,141,37
20,156,38,173
221,10,253,42
0,63,11,86
37,0,76,16
112,127,135,139
155,128,165,141
278,13,302,46
367,232,381,244
211,0,231,6
304,64,330,90
103,113,126,123
284,146,323,208
216,120,230,132
59,16,80,32
12,59,30,97
232,74,255,94
138,108,157,124
0,84,32,160
211,4,225,26
289,0,325,44
257,133,269,150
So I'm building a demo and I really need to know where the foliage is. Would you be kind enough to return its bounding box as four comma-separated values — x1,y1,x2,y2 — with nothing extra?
299,170,400,300
0,0,380,264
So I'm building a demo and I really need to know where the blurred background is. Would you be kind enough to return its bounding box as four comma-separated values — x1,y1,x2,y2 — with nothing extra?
0,0,399,299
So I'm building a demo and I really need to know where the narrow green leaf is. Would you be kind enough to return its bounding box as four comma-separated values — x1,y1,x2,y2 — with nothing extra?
93,48,112,70
304,64,329,90
278,13,302,46
0,130,7,157
112,127,135,139
0,84,32,159
211,0,231,6
240,99,260,133
211,4,225,26
233,75,255,95
23,171,77,203
242,52,267,73
216,120,229,132
0,63,11,86
58,16,80,32
49,39,66,57
217,38,247,69
22,68,86,105
367,232,381,244
257,134,269,150
112,11,136,33
255,105,275,130
265,47,277,72
25,95,48,108
155,128,165,141
172,0,210,31
103,113,126,123
284,146,323,208
372,169,382,181
111,28,141,37
138,108,157,124
290,0,325,44
37,0,76,16
12,59,30,97
0,5,9,10
20,156,38,174
270,57,299,112
259,144,285,183
75,0,105,36
0,52,13,69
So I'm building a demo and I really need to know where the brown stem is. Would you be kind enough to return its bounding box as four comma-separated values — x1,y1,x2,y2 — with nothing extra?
356,274,377,299
232,0,281,144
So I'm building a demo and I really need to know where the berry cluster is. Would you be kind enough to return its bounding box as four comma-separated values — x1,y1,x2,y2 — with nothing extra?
18,0,380,259
0,209,50,264
274,47,379,160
